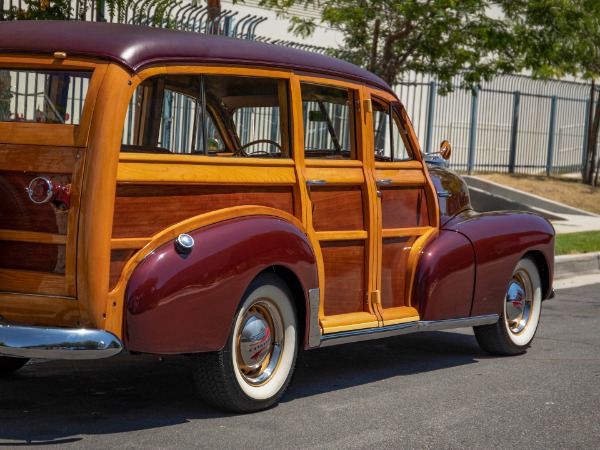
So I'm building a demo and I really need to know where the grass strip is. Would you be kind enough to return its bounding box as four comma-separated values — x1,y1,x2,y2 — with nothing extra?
555,230,600,256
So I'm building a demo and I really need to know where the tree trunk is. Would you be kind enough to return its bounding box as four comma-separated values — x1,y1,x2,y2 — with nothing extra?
207,0,221,34
584,80,600,185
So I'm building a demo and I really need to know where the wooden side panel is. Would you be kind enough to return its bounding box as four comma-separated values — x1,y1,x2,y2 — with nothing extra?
0,292,79,326
109,249,137,291
321,240,365,316
380,237,415,309
0,241,65,274
380,187,430,229
310,186,364,232
0,269,68,297
112,185,295,238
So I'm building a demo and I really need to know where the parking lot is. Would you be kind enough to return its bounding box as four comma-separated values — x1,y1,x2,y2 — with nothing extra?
1,276,598,449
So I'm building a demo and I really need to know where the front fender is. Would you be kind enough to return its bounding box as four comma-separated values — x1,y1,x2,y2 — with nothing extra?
443,210,555,317
124,215,318,354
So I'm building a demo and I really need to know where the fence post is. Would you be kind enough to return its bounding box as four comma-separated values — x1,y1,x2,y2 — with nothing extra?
582,98,591,171
467,85,479,175
546,96,558,176
96,0,106,22
508,91,521,174
425,80,436,154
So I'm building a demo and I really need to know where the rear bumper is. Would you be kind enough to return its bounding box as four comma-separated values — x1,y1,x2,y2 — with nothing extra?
0,324,122,360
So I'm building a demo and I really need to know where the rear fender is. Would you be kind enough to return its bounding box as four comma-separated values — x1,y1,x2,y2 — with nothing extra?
124,214,318,354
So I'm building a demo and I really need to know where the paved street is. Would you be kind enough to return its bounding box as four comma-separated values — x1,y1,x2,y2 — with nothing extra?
1,277,598,449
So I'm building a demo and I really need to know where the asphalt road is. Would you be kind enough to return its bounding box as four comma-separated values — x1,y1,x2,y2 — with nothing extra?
0,277,598,449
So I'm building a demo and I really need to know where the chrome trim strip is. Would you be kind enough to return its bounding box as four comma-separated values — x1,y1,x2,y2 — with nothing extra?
0,324,123,360
319,315,499,347
308,288,321,348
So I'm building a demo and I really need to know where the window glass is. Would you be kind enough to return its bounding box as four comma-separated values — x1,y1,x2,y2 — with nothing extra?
301,83,355,159
122,74,290,158
0,69,91,124
372,98,413,162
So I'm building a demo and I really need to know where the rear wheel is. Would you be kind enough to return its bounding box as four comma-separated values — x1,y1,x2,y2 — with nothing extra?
474,257,542,355
0,356,29,377
191,273,297,412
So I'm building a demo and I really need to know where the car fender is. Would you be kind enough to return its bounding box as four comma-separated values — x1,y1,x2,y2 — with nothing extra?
443,210,555,317
124,214,318,354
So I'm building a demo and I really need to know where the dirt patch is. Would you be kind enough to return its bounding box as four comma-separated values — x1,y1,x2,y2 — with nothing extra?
474,173,600,215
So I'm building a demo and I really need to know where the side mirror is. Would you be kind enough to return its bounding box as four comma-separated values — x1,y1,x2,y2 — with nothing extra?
439,140,452,160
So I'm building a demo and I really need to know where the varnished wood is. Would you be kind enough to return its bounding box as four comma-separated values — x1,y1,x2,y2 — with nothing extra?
111,238,151,249
380,187,430,229
0,145,81,173
374,168,426,185
315,230,367,241
304,166,365,184
310,186,364,232
113,185,294,238
117,160,297,185
0,268,68,297
321,241,365,316
0,292,79,326
380,306,420,325
0,241,64,274
380,237,415,310
320,312,379,334
381,227,432,238
0,229,66,245
109,250,136,291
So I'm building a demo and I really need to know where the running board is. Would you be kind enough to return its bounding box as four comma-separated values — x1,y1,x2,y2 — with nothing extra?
319,315,499,347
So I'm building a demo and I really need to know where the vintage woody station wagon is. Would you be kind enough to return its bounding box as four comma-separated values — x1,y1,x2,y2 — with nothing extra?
0,21,555,412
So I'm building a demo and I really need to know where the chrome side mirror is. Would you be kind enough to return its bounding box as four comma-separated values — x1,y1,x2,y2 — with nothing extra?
424,140,452,161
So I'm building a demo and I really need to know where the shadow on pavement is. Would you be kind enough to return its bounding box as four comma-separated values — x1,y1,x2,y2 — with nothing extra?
0,330,484,444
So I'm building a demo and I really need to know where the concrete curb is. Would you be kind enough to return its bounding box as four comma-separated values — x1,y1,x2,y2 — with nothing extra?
554,252,600,278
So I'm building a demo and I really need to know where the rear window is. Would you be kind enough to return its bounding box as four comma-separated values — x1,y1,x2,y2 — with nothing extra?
0,69,91,125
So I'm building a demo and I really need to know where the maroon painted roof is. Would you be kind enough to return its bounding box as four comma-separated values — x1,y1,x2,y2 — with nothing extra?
0,21,393,93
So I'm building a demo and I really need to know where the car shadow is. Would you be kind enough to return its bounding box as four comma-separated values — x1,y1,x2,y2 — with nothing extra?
0,330,486,444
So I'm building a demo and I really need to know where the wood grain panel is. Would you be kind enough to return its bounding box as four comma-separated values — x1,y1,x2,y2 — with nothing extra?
0,241,65,274
380,187,430,229
375,169,426,185
113,185,294,238
0,123,78,147
321,240,365,316
0,145,80,173
0,171,71,234
311,186,364,232
109,249,137,291
0,268,68,297
0,230,66,245
380,237,415,310
0,292,79,326
117,161,296,185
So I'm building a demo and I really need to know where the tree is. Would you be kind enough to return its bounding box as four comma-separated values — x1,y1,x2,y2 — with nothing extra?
256,0,515,92
500,0,600,185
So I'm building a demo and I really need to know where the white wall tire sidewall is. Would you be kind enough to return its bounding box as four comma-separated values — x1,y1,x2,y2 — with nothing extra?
231,283,296,401
503,258,542,347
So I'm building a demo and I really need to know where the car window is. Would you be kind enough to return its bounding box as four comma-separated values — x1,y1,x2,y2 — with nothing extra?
301,82,356,160
0,69,91,125
372,98,413,162
122,74,290,158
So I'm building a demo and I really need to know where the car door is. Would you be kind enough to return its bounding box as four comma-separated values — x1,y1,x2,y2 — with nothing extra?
297,78,380,334
368,92,439,326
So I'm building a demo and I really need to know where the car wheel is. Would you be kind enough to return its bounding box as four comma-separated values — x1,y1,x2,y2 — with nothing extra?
474,257,542,355
191,273,298,412
0,356,29,377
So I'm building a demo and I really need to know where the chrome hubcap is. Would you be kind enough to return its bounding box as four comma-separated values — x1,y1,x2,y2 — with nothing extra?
239,314,272,368
505,272,532,334
236,300,283,386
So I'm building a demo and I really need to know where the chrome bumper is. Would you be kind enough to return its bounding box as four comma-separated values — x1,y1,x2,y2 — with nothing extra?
0,324,123,360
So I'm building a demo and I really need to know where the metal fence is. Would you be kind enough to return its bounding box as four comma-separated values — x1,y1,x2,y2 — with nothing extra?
396,74,595,175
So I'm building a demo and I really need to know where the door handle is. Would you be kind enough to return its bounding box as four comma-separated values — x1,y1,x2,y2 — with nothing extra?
306,180,327,186
437,190,451,198
376,179,393,186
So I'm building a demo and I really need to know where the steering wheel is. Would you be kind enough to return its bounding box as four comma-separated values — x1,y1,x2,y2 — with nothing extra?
233,139,282,157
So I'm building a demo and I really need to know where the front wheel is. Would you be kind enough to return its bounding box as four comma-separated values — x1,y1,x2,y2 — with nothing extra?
191,273,297,412
474,257,542,355
0,356,29,377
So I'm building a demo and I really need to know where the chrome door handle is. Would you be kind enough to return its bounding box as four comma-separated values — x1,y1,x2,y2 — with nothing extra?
376,179,393,186
437,190,451,198
306,180,327,186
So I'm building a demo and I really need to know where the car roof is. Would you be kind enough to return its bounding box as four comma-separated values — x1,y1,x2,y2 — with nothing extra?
0,21,393,94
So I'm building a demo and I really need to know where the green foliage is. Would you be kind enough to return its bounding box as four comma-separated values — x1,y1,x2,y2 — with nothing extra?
3,0,72,20
257,0,515,90
555,230,600,255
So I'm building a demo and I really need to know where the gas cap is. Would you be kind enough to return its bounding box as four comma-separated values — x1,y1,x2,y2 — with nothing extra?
174,234,194,255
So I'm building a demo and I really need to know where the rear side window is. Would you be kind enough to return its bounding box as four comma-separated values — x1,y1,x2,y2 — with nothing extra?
122,74,291,158
0,69,91,125
372,98,413,162
301,82,357,160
